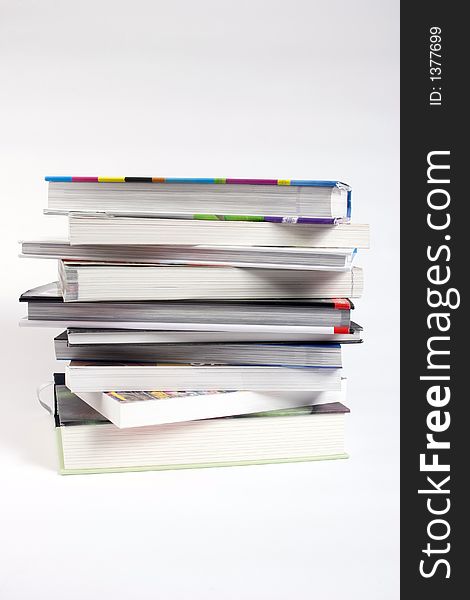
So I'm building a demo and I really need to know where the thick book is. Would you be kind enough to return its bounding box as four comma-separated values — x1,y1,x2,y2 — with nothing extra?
20,240,356,271
65,361,342,392
20,283,353,333
67,214,370,247
46,177,352,221
54,331,343,366
53,377,349,474
64,323,363,344
75,380,347,428
58,261,364,302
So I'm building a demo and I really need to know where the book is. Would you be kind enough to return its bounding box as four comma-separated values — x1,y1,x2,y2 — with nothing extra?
67,214,370,247
54,331,343,366
20,283,353,332
21,317,361,337
46,177,352,221
64,322,363,344
20,240,356,271
58,261,364,302
53,377,349,474
75,380,347,428
65,361,342,392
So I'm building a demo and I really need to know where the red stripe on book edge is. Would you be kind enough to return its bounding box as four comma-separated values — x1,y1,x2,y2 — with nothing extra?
72,177,98,182
334,326,350,334
333,299,351,310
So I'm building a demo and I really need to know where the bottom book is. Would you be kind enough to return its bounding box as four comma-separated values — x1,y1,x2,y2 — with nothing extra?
52,375,350,475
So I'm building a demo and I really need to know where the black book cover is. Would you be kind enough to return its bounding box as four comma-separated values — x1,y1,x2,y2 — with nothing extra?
20,282,354,310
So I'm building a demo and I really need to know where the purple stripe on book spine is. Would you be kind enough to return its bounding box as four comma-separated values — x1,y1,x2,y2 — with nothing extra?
264,216,341,225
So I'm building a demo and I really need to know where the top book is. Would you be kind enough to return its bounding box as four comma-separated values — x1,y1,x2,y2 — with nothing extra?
45,177,352,223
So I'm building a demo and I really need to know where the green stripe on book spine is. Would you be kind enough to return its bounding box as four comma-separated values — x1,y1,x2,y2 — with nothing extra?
193,214,265,221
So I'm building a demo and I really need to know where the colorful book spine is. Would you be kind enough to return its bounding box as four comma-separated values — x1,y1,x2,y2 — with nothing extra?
45,177,352,220
45,176,349,188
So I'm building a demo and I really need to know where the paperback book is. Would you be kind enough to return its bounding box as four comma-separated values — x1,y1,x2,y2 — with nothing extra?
66,214,370,247
21,240,357,271
65,361,343,393
75,380,347,428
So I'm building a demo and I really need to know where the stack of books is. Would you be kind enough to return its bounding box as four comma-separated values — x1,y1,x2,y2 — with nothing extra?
20,176,369,474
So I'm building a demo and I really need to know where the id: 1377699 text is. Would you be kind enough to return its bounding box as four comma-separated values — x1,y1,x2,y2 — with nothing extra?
429,26,443,106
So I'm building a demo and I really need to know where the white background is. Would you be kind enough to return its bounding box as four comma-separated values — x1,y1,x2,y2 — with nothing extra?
0,1,399,598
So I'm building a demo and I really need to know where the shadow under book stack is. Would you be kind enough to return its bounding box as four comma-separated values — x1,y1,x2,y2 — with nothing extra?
20,176,370,474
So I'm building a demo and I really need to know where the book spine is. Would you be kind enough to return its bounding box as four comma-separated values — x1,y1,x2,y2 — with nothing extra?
45,176,345,188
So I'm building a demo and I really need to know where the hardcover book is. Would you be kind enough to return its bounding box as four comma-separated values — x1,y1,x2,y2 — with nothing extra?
63,322,363,344
54,331,343,366
46,177,352,221
58,261,364,302
20,282,353,333
52,375,349,474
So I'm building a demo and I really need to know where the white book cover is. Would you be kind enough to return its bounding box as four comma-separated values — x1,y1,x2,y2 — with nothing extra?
76,380,347,428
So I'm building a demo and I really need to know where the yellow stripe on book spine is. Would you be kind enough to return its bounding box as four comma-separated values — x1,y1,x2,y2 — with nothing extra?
109,392,127,401
150,391,170,399
98,177,126,182
277,179,291,185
